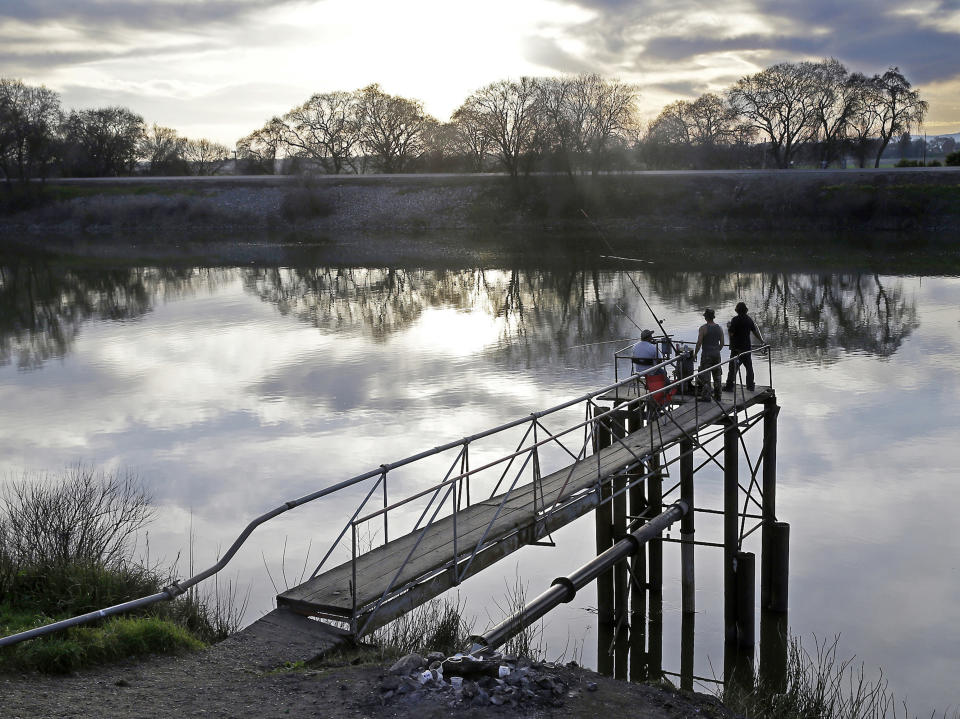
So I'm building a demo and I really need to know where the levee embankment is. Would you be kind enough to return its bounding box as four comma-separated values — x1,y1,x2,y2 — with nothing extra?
1,170,959,268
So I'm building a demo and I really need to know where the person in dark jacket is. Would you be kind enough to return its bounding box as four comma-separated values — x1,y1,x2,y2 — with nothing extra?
694,308,724,401
724,301,765,392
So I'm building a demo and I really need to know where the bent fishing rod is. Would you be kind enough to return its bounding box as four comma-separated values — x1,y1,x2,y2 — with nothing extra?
579,208,679,355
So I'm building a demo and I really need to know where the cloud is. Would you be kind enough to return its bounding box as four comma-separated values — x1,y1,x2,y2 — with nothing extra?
522,36,597,75
0,0,303,32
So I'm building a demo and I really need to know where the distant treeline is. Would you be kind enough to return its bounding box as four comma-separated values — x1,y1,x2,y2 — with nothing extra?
1,60,953,186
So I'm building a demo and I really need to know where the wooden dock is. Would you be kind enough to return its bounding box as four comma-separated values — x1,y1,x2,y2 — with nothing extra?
277,386,776,633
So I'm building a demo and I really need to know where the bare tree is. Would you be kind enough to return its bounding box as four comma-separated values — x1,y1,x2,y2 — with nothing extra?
806,58,862,166
183,138,231,175
644,100,693,168
844,73,881,168
356,84,434,173
140,123,187,175
687,93,737,146
869,67,928,168
583,75,638,173
282,91,361,174
450,103,491,171
728,62,820,168
0,78,61,184
535,76,578,174
420,120,461,172
60,106,145,177
236,118,286,174
644,92,737,168
461,78,541,177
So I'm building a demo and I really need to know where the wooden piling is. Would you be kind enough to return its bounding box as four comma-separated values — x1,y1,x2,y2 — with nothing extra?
760,401,781,609
765,522,790,613
681,604,695,692
735,551,755,650
759,608,788,694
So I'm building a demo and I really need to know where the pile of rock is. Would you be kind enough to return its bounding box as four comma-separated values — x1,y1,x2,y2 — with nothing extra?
380,651,598,709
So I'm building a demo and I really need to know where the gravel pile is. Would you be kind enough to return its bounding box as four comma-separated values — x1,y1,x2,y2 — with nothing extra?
381,650,598,711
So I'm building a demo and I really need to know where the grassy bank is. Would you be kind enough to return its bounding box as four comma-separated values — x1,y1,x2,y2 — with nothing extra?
0,466,242,673
2,170,960,243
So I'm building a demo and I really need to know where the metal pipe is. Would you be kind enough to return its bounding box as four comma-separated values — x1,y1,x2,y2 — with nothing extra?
0,591,172,648
468,500,688,655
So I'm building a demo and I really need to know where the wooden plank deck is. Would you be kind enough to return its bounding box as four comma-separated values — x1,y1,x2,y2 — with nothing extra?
277,387,775,628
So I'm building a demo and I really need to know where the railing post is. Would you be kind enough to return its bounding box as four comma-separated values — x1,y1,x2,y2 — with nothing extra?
648,450,663,677
382,471,389,544
723,417,739,644
351,522,358,634
680,436,695,614
594,408,614,675
611,410,628,680
629,461,647,682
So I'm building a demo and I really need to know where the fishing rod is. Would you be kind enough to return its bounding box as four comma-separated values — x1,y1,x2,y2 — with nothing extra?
600,254,654,264
579,208,679,356
570,337,640,349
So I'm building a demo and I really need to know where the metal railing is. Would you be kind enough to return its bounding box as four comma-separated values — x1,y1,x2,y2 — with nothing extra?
0,343,772,647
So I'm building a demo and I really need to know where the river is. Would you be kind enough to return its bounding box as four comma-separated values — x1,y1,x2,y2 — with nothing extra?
0,252,957,715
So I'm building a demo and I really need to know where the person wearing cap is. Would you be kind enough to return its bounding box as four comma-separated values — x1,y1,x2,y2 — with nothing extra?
631,329,663,376
694,308,724,401
724,301,765,392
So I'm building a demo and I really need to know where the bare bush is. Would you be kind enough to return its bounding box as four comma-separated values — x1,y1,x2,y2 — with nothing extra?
0,464,153,574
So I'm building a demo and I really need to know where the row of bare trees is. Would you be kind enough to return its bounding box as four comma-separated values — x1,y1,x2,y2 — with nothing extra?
238,76,639,176
0,78,232,184
3,60,931,183
646,60,928,169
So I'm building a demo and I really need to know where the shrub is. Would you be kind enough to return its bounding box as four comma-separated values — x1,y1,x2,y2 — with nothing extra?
946,151,960,166
0,465,246,672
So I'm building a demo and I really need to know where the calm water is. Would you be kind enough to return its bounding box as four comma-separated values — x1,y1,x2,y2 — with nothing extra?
1,257,957,714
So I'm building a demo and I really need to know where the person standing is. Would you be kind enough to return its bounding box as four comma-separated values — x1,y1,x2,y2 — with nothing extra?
724,301,765,392
694,308,724,401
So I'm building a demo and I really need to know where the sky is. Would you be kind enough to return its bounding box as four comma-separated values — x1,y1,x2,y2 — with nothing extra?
2,0,959,146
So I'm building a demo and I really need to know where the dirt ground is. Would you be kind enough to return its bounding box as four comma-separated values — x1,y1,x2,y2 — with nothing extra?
0,645,735,719
1,608,737,719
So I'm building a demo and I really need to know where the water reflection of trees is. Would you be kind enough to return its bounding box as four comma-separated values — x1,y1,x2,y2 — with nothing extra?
0,262,918,371
241,267,619,353
646,272,918,364
245,268,918,367
755,273,918,363
0,265,234,369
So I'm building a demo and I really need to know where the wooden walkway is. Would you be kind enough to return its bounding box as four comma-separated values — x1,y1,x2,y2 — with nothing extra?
277,387,775,632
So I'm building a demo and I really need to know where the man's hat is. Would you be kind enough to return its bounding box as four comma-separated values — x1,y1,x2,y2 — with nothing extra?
641,329,654,341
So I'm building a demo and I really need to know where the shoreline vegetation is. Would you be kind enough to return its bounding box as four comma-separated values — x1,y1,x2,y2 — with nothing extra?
0,466,245,674
2,171,960,273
